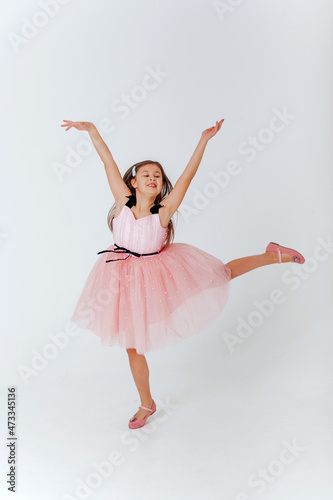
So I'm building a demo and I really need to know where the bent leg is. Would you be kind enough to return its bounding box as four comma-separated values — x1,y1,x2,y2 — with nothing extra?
227,251,292,279
126,348,154,420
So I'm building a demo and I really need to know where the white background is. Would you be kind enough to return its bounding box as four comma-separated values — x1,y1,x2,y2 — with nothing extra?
1,1,333,499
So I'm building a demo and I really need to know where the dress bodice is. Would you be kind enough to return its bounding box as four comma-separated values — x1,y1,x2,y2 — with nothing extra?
113,195,168,254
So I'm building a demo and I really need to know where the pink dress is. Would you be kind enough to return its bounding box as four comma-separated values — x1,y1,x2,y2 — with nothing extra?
70,195,232,354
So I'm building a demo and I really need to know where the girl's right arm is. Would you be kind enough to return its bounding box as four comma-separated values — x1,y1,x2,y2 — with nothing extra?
61,120,131,202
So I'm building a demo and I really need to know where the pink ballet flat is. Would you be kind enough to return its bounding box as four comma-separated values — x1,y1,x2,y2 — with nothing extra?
128,400,156,429
266,241,305,264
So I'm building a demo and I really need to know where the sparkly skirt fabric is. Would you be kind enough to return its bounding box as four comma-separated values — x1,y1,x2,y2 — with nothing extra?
71,242,232,354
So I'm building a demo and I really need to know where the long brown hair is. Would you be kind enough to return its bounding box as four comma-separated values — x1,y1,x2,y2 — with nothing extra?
107,160,177,248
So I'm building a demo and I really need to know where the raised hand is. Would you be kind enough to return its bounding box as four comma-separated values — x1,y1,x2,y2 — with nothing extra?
201,119,224,141
60,120,93,132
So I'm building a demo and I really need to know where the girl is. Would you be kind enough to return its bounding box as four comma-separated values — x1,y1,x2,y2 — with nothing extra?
61,119,305,430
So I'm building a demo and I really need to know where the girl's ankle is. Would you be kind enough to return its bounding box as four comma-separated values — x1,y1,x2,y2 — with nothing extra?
141,399,153,407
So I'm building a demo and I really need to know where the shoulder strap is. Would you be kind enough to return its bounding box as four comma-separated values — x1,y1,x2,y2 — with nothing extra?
126,195,164,214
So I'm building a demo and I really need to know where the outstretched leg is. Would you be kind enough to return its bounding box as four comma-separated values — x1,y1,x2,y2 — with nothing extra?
227,250,293,280
126,348,154,420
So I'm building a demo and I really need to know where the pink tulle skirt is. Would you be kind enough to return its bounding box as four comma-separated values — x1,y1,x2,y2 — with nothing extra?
71,242,232,354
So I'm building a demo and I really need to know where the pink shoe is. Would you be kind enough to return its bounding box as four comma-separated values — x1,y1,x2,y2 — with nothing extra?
128,400,156,429
266,241,305,264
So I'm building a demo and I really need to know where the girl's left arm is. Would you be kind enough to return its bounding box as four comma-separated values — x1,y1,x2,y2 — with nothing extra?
162,119,224,216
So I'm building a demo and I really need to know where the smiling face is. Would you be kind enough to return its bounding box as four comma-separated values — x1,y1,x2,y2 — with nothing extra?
131,163,163,197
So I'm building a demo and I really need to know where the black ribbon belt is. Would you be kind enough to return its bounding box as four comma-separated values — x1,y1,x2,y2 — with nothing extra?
97,243,160,263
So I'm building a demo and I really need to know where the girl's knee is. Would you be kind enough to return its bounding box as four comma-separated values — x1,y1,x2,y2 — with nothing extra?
126,348,138,356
